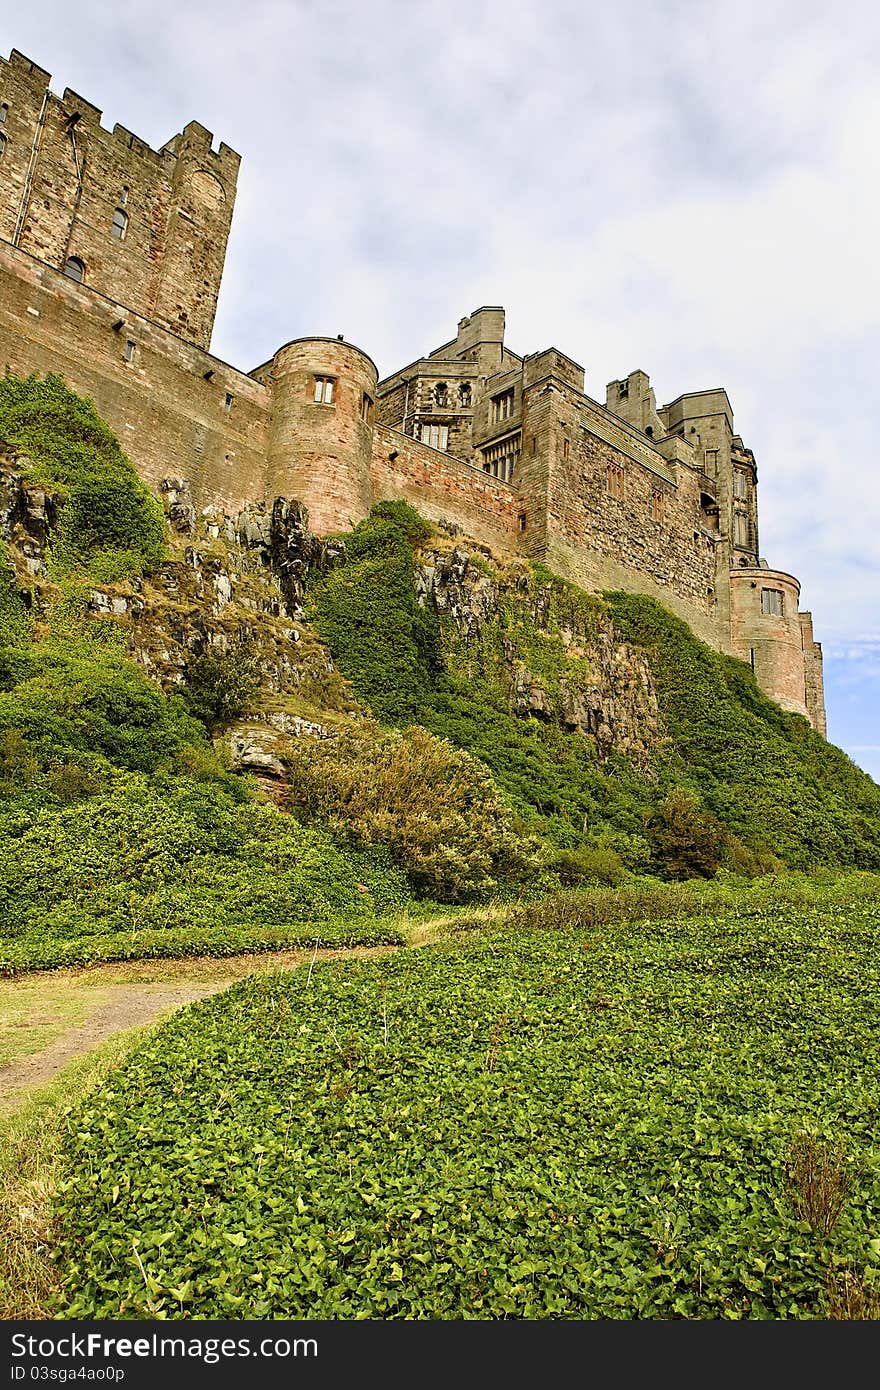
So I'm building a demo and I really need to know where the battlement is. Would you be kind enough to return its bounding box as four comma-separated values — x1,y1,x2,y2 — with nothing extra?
0,49,239,350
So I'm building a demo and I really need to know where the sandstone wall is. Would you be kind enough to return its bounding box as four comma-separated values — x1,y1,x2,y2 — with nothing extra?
0,48,238,350
0,240,269,512
371,425,522,551
523,378,721,646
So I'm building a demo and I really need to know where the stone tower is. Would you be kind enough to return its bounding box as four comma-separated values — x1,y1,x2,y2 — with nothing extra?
0,48,239,351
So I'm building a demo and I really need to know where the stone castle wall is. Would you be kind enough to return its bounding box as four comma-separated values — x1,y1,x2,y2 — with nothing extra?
0,49,238,350
0,239,269,510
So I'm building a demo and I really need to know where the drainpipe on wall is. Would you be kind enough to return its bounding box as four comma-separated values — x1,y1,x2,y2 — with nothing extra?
13,88,49,246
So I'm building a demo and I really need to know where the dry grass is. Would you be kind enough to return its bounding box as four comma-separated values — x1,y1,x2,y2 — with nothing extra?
0,983,95,1069
785,1134,850,1240
825,1265,880,1320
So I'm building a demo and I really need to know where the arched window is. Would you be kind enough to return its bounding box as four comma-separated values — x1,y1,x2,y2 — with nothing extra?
0,103,7,126
0,133,6,161
111,207,128,240
63,256,85,283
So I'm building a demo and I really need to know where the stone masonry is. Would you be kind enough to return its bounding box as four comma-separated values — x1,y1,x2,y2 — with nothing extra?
0,49,825,733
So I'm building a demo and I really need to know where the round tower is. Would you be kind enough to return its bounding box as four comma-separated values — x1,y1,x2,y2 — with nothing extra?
729,567,811,721
265,337,377,533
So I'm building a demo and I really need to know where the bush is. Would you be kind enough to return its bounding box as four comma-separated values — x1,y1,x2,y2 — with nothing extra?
645,788,726,880
0,373,165,579
285,722,538,902
182,642,261,730
548,845,627,887
0,773,410,972
307,506,441,723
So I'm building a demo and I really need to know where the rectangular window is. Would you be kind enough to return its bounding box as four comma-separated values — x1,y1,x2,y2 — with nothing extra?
733,469,748,499
491,389,515,424
361,393,373,423
761,588,784,617
563,437,570,460
733,511,749,547
519,512,527,531
421,423,449,450
313,376,335,405
481,432,521,482
124,339,136,363
650,489,665,522
606,462,625,500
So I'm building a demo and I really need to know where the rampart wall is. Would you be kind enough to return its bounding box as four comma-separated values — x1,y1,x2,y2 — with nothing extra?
0,240,268,510
371,425,522,550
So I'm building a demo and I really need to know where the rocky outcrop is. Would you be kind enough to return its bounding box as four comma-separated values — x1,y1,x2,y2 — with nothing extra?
416,544,661,766
0,453,59,579
0,456,662,770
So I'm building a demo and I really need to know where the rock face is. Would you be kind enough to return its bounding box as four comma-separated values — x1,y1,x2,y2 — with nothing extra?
0,454,662,770
416,545,661,766
0,455,59,578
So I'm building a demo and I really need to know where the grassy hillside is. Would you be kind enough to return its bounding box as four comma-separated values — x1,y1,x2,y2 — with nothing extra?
0,379,409,972
2,377,880,973
307,505,880,877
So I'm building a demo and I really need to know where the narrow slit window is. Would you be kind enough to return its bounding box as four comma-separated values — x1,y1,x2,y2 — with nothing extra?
313,376,335,405
361,393,373,423
111,207,129,240
224,392,234,412
0,132,7,161
650,490,665,522
0,104,7,126
491,389,515,424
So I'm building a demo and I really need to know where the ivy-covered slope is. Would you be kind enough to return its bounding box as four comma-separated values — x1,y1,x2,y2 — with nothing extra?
3,374,880,971
0,377,409,973
307,504,880,875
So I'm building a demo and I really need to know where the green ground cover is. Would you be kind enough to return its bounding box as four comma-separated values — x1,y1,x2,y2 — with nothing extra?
308,507,880,874
52,884,880,1319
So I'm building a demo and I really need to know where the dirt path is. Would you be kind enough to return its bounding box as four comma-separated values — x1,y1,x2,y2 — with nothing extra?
0,945,397,1112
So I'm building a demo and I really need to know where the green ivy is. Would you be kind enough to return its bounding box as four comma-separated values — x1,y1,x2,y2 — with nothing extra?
0,372,165,580
50,885,880,1319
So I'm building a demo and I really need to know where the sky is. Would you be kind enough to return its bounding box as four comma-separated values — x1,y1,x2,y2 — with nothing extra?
4,0,879,778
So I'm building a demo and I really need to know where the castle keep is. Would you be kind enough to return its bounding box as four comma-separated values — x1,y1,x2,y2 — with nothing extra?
0,49,825,733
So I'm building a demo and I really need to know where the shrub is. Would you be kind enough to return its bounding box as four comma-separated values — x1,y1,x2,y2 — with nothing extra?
645,788,726,879
0,773,410,972
285,722,538,902
182,642,261,730
307,506,441,723
548,844,627,887
0,373,165,579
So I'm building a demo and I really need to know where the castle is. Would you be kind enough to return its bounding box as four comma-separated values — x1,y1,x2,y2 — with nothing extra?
0,48,825,734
